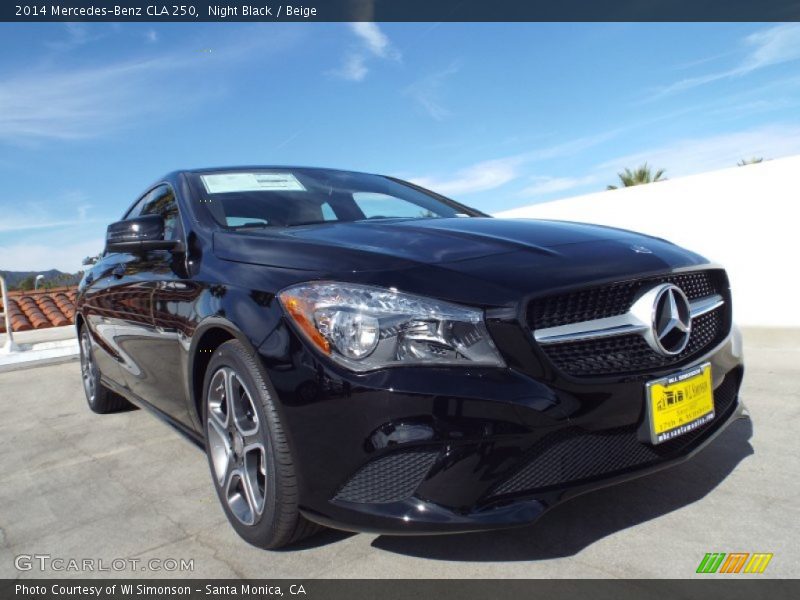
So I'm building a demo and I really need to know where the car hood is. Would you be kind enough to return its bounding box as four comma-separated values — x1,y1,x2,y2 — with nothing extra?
213,218,709,305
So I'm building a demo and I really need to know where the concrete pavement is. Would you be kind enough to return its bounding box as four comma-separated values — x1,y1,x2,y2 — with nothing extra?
0,328,797,579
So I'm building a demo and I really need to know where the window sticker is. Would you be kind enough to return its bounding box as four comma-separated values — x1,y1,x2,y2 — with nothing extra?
201,172,306,194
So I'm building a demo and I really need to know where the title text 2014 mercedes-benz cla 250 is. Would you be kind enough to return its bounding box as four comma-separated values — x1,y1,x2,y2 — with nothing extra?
76,167,745,548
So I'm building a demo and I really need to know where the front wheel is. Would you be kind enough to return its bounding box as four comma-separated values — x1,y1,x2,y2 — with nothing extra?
202,339,321,549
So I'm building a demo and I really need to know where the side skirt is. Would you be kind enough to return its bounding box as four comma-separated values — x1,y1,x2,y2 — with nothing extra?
100,375,205,449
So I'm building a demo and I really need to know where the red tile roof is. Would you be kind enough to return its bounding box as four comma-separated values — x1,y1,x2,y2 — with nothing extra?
0,287,77,333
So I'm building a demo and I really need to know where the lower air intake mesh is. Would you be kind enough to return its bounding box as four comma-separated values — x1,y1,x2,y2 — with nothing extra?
334,449,439,504
488,372,739,498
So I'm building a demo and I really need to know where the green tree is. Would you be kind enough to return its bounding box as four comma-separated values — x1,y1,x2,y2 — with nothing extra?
17,275,35,291
737,157,764,166
607,163,667,190
53,272,74,287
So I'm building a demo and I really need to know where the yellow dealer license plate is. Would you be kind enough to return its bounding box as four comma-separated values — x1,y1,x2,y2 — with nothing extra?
646,363,714,444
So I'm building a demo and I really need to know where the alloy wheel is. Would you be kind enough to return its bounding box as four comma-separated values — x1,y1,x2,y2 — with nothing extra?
80,332,96,402
206,366,267,526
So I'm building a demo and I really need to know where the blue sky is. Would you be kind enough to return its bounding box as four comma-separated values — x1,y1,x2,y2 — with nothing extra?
2,22,800,272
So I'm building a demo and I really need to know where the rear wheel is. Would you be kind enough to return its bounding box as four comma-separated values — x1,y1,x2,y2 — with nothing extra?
79,327,131,413
203,339,321,549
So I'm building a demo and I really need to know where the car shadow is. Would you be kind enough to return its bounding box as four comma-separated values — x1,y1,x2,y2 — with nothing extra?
278,527,356,551
370,416,754,561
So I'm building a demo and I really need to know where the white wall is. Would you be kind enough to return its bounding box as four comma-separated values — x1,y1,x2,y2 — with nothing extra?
497,155,800,327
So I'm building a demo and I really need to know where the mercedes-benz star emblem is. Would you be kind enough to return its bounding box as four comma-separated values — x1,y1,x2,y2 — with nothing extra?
651,284,692,355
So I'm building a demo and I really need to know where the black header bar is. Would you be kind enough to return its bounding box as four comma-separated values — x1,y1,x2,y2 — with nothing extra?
3,0,800,22
2,579,800,600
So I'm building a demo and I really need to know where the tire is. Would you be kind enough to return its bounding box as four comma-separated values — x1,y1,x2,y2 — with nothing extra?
202,339,322,549
79,327,132,414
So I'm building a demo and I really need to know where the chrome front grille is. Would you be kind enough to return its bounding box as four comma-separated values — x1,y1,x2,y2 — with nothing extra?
529,271,721,329
529,269,731,378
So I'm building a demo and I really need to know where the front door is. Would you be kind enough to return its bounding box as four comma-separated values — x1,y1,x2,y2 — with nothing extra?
115,185,196,427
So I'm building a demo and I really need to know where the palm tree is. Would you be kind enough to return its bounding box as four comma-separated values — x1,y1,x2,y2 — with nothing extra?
607,163,667,190
737,157,763,166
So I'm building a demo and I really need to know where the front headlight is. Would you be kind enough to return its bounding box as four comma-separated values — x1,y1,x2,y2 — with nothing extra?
278,282,505,372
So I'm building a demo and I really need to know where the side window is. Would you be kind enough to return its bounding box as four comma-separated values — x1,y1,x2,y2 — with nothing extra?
320,202,337,221
140,186,181,241
352,192,438,219
124,193,150,220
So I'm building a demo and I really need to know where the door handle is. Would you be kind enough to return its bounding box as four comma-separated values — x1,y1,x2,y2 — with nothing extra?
112,264,126,279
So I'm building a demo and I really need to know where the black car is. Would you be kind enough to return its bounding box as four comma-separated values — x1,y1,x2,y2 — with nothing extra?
77,167,745,549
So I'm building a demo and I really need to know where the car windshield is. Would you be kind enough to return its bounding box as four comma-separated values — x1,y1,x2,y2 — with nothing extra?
188,168,478,229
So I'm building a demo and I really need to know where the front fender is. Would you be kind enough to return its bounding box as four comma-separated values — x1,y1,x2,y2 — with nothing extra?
186,294,283,430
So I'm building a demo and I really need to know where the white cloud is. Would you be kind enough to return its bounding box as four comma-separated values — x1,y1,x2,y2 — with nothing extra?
405,64,459,120
522,130,621,162
597,124,800,177
350,23,400,60
0,218,98,233
519,175,600,197
145,29,159,43
45,23,106,51
651,23,800,99
743,24,800,71
0,198,106,271
0,190,112,270
494,125,800,200
670,51,733,72
334,53,368,82
412,157,522,196
333,23,400,81
0,192,98,232
0,238,104,273
411,131,619,196
0,27,301,143
0,57,183,141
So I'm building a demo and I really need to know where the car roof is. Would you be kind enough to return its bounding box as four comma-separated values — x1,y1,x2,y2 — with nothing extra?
180,166,383,177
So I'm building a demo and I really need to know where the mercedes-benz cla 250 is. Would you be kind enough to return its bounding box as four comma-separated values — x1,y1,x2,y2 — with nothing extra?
77,167,745,548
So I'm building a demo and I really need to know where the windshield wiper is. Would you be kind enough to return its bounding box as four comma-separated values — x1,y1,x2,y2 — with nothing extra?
230,222,271,230
285,220,333,227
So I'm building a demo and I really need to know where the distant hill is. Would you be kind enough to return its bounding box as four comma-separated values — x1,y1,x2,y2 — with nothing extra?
0,269,82,290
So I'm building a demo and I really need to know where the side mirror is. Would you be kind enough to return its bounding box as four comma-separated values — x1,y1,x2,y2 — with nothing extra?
105,215,182,254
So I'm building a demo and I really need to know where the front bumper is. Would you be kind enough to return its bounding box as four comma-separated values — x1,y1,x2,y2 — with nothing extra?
259,324,745,535
304,400,746,534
